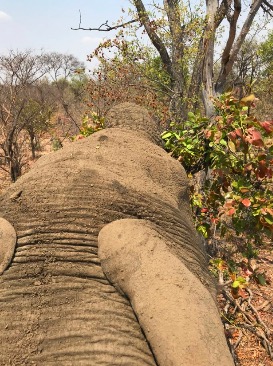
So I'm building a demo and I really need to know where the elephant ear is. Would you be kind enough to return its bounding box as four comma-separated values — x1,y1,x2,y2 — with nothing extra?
0,218,17,275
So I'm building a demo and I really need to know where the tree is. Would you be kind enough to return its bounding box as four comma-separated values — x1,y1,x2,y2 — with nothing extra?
44,52,86,134
133,0,273,116
74,0,273,118
19,95,53,160
86,51,170,126
255,31,273,117
0,50,85,182
0,50,50,181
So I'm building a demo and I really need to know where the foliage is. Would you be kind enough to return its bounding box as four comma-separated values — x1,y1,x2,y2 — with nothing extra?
87,1,206,117
209,255,268,298
72,112,105,140
87,41,171,126
162,93,273,248
51,137,63,151
255,31,273,119
259,31,273,75
19,98,54,159
0,50,85,182
83,0,272,118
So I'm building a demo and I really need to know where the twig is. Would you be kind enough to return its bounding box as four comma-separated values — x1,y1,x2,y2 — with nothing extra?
261,0,273,15
222,289,254,324
246,288,271,337
256,300,270,311
221,287,273,359
239,323,273,359
233,330,243,350
71,10,138,31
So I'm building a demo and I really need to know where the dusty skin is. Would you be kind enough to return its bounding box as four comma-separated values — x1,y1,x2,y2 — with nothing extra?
99,219,234,366
0,103,234,365
0,218,17,275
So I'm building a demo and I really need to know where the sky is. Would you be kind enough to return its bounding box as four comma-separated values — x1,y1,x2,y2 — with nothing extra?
0,0,130,67
1,1,272,70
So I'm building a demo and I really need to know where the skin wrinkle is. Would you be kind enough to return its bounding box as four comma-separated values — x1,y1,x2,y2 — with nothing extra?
0,103,232,365
99,218,234,366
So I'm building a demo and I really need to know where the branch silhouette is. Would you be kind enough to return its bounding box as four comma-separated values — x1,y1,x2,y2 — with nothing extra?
71,10,138,31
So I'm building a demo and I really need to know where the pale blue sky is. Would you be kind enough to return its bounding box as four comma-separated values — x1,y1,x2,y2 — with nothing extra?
0,0,130,65
1,1,271,69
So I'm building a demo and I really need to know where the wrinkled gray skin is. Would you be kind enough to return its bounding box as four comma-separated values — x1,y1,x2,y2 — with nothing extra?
0,103,234,365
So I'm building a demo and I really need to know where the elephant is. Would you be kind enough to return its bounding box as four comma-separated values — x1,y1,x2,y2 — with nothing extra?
0,102,234,365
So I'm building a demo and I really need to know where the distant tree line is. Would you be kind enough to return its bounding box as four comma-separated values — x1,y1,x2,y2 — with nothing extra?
0,50,86,182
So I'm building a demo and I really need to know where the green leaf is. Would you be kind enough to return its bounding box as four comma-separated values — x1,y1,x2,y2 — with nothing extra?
220,139,227,146
265,216,273,225
256,273,267,286
161,132,172,139
232,276,246,288
237,276,247,284
232,280,240,288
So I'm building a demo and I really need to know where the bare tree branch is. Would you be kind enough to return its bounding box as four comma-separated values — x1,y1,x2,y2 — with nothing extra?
261,0,273,15
216,0,264,93
221,0,242,68
215,0,230,28
71,9,138,31
71,19,138,32
263,0,273,11
132,0,173,79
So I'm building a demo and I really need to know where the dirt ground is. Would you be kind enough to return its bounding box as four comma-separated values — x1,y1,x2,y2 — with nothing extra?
225,248,273,366
0,138,272,366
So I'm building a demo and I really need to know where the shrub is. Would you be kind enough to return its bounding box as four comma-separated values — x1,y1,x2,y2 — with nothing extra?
162,93,273,249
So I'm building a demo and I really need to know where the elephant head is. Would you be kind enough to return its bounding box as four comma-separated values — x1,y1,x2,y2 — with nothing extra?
0,102,234,365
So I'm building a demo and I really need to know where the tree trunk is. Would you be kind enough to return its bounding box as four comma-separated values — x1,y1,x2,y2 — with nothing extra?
164,0,188,121
3,129,23,182
215,0,263,94
10,159,22,182
200,0,219,116
28,128,37,160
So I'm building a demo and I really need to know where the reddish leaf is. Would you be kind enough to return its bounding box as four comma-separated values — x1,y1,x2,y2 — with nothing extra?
231,286,247,299
259,120,273,133
204,129,212,138
238,288,247,299
210,216,219,224
235,128,243,137
228,131,237,142
264,208,273,216
257,160,267,178
214,130,222,143
241,198,251,207
235,139,242,149
256,160,273,179
227,207,236,216
243,163,253,172
225,200,235,208
245,127,264,147
267,168,273,179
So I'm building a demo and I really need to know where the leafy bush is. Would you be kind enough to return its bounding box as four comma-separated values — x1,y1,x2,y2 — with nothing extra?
72,112,105,140
162,93,273,248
